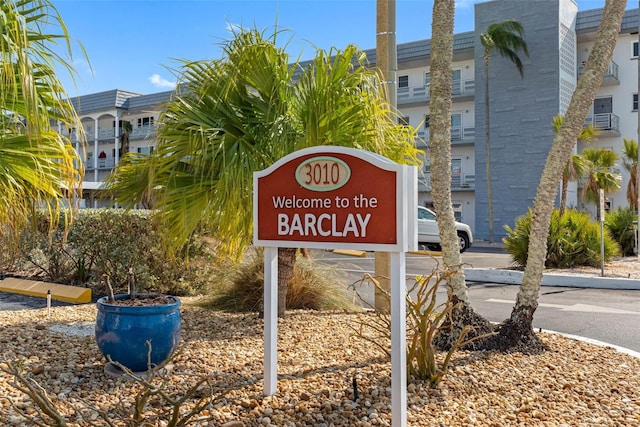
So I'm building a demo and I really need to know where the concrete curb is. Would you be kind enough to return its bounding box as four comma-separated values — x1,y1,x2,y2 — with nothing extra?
545,329,640,359
465,268,640,290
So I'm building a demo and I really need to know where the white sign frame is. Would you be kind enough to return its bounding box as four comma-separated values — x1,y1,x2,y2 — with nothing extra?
254,146,417,427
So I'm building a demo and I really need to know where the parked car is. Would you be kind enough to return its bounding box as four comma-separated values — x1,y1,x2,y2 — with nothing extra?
417,206,473,252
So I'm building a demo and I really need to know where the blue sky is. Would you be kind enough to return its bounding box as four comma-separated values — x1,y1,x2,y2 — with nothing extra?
53,0,619,97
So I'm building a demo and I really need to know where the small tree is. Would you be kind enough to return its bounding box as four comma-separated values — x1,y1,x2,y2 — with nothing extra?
0,0,85,253
107,29,420,318
581,147,621,219
493,0,627,349
552,115,598,215
622,137,638,211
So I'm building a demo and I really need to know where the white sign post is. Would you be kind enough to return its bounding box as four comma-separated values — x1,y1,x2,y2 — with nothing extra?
254,146,417,426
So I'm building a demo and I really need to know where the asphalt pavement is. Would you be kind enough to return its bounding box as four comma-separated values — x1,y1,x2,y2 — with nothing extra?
2,243,639,356
0,290,73,311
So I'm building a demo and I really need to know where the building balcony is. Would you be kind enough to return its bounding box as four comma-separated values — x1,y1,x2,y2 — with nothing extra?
82,125,158,142
417,126,475,147
584,113,620,136
398,85,428,106
452,79,475,100
420,173,475,192
97,128,115,140
397,79,475,106
578,61,619,86
85,158,115,171
452,174,475,191
129,125,157,140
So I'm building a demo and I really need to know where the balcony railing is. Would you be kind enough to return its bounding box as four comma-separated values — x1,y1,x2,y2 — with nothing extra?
452,174,475,189
98,128,115,139
397,79,475,105
421,173,475,192
417,126,475,146
398,85,429,104
76,125,159,141
578,61,619,85
85,158,115,170
130,125,157,139
452,79,475,99
585,113,620,135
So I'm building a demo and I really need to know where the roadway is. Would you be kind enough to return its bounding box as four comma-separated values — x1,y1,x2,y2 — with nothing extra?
3,243,638,353
312,243,640,353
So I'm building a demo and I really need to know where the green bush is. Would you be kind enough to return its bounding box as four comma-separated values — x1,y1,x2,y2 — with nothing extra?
605,207,637,256
4,209,213,297
504,208,620,268
13,210,77,283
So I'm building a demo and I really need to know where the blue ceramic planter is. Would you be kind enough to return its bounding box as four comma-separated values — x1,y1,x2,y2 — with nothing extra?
95,294,181,372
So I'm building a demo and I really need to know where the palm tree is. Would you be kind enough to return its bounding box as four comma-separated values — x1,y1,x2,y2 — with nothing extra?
107,28,420,317
0,0,84,251
622,138,638,211
552,115,598,215
481,19,529,242
559,154,588,215
581,147,621,219
429,0,493,349
119,120,132,156
492,0,627,349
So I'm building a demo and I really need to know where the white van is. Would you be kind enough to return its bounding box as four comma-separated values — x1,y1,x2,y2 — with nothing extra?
417,206,473,252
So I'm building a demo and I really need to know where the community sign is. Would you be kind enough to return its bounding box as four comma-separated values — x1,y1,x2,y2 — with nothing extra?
253,145,417,252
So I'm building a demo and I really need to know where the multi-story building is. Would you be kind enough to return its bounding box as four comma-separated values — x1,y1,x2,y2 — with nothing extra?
58,90,172,207
62,0,639,240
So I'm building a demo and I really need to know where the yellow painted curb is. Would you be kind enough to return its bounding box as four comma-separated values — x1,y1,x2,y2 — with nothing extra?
0,278,91,304
332,249,367,257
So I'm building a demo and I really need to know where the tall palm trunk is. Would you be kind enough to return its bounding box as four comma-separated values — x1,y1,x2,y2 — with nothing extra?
430,0,492,349
628,166,638,210
494,0,627,348
559,174,569,215
484,52,494,243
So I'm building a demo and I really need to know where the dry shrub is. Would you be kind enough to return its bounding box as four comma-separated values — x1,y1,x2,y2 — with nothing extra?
351,260,490,387
204,248,355,313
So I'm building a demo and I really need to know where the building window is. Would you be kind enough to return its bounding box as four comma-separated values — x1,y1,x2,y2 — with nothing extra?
452,69,462,96
137,146,154,154
451,159,462,187
634,93,638,112
398,75,409,88
137,116,154,128
424,72,430,87
451,113,462,140
424,115,430,129
633,41,639,58
398,116,410,126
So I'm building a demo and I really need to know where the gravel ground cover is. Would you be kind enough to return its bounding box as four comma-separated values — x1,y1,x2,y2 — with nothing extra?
1,293,640,427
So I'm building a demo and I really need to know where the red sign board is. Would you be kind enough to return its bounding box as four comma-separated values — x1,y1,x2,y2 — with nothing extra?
253,146,416,251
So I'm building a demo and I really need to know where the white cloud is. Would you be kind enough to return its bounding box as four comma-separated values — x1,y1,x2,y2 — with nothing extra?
149,73,176,89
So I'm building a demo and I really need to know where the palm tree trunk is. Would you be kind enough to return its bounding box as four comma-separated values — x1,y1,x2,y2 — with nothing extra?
560,175,569,215
494,0,627,349
430,0,493,350
628,165,637,210
484,53,494,243
277,247,297,317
